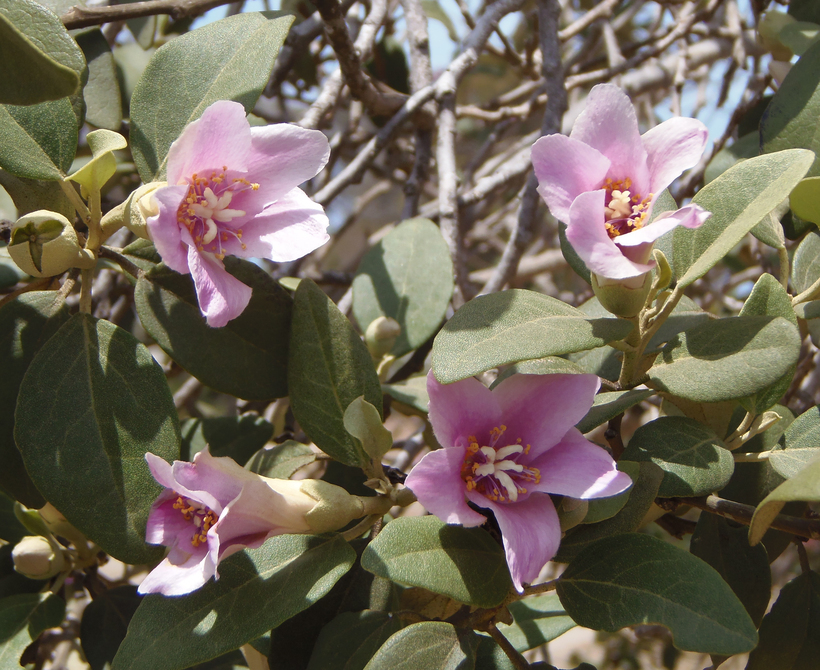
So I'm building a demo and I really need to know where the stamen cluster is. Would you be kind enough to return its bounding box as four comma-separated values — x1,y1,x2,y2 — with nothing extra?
173,495,218,548
603,177,654,239
176,167,259,260
461,425,541,503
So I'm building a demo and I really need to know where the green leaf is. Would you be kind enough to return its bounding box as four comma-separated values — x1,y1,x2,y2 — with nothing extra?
780,20,820,55
0,492,27,544
80,585,141,670
363,621,477,670
690,514,771,627
383,375,428,415
762,39,820,176
750,453,820,544
353,218,454,357
130,11,294,182
180,415,273,464
747,570,820,670
769,405,820,479
0,593,65,667
0,169,74,219
557,533,758,655
674,150,814,287
0,97,78,180
738,273,797,413
307,610,402,670
245,440,316,479
361,516,511,608
790,176,820,225
647,316,802,403
67,128,127,192
135,259,293,401
0,291,68,507
793,229,820,295
554,461,663,563
75,29,123,131
493,357,590,389
497,593,575,653
0,0,82,105
576,389,654,434
431,289,634,384
421,0,458,41
474,636,516,670
14,313,180,564
621,417,734,497
704,132,759,184
288,279,382,468
113,534,355,670
344,397,393,465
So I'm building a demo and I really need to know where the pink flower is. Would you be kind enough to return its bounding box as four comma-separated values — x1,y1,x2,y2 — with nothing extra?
531,84,710,280
147,100,330,327
139,448,317,596
405,371,632,591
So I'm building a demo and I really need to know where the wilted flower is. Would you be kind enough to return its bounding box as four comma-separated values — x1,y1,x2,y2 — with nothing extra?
532,84,710,280
139,448,365,596
148,100,331,327
405,371,632,591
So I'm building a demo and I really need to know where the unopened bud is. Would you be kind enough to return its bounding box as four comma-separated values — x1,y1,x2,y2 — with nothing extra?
12,536,65,579
591,271,653,319
365,316,401,359
9,211,95,277
100,182,164,242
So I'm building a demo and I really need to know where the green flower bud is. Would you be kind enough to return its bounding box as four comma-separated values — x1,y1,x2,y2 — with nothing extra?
99,182,164,242
9,210,95,277
365,316,401,359
591,271,653,319
11,536,66,580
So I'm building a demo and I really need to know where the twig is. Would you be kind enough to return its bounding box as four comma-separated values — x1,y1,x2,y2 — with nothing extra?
99,246,144,279
487,623,530,670
312,0,412,119
61,0,234,28
674,495,820,540
481,0,566,294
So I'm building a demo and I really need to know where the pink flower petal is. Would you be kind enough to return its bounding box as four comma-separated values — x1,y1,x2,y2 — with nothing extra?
641,116,708,194
405,448,487,526
187,247,252,328
531,134,611,222
569,84,650,193
617,203,711,247
137,553,215,596
144,492,192,546
566,190,654,278
147,185,191,274
165,101,253,184
240,124,330,210
528,428,633,499
228,188,330,262
427,371,502,450
476,494,561,591
492,373,600,458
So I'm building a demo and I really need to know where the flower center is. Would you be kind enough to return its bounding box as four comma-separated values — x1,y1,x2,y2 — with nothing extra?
176,167,260,260
461,425,541,503
173,495,218,548
602,178,654,239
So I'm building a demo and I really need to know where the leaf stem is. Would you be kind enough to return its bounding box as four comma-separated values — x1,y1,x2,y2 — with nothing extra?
486,622,530,670
792,273,820,307
58,180,91,226
520,579,558,597
98,246,144,279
